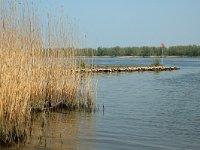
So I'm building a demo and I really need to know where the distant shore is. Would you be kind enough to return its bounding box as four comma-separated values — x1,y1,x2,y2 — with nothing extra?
91,56,200,58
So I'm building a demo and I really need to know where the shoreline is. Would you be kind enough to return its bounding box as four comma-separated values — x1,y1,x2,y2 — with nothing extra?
91,56,200,58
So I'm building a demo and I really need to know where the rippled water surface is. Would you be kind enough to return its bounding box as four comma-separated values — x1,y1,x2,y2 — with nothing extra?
2,58,200,150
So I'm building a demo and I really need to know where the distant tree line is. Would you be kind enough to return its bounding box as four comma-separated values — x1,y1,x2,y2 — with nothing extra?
82,45,200,57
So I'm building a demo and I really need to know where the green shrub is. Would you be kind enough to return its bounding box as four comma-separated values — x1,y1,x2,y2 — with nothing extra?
152,59,161,66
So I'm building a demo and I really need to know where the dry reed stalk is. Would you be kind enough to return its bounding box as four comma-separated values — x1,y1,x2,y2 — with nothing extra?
0,0,95,145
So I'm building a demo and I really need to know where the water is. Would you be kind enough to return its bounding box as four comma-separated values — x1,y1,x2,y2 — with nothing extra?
2,58,200,150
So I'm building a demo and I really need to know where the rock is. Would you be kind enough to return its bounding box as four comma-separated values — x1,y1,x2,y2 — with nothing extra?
79,66,179,73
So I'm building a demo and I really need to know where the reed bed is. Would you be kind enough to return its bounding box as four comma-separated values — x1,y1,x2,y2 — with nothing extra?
0,0,95,145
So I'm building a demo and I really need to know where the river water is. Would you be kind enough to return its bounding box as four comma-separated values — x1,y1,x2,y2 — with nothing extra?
2,58,200,150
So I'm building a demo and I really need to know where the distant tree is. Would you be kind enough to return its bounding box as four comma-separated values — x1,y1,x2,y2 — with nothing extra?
92,45,200,57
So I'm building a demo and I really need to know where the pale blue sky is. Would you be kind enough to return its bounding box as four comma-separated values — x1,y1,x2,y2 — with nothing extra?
32,0,200,48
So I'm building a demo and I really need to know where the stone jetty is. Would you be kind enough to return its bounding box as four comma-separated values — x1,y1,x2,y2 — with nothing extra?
80,66,179,73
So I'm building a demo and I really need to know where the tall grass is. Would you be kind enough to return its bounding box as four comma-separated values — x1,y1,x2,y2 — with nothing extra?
0,0,94,145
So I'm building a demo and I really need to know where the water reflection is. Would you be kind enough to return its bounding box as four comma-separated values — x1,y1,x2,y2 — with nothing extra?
1,111,95,150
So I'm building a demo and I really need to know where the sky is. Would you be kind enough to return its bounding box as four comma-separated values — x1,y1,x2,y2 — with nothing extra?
32,0,200,48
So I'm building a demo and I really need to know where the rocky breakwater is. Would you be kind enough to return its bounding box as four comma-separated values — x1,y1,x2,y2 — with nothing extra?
80,66,179,73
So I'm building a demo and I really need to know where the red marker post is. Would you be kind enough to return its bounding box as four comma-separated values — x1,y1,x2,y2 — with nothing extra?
161,43,165,65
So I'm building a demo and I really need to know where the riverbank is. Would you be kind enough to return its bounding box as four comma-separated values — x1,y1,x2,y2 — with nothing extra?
92,56,200,58
80,66,179,73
